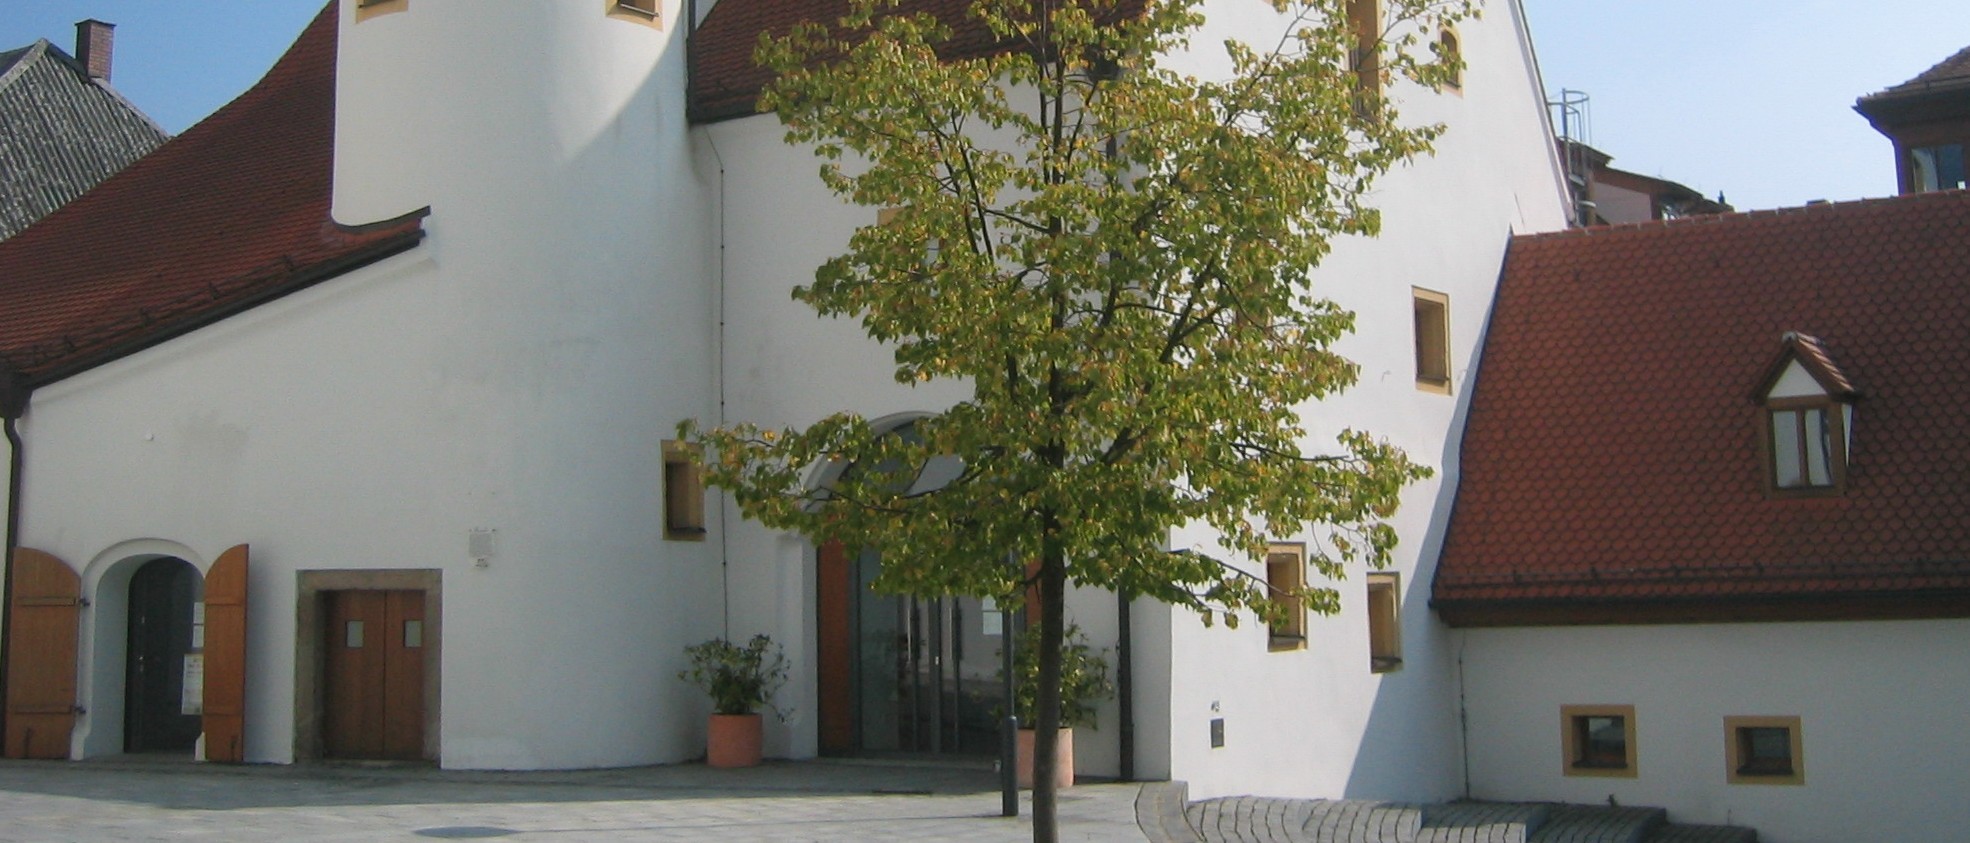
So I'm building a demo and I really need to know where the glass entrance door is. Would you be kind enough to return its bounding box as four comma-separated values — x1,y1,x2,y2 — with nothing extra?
850,549,1001,756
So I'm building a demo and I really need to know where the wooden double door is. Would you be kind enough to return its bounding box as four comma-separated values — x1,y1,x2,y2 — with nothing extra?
323,590,425,760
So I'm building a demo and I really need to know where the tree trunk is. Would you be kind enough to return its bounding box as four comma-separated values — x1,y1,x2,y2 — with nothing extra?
1031,512,1067,843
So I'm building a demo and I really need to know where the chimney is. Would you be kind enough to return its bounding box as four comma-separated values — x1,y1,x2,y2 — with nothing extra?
74,19,114,82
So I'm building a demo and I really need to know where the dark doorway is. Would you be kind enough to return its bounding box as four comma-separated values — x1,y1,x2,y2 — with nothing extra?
819,547,1000,758
124,557,203,754
323,590,426,760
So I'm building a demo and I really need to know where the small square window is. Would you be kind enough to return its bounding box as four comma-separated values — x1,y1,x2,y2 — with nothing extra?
1367,572,1401,672
1726,716,1804,785
663,440,707,541
1413,288,1451,393
1265,543,1306,651
1561,704,1637,778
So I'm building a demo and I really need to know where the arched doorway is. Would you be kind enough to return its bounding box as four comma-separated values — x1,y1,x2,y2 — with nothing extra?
123,557,203,754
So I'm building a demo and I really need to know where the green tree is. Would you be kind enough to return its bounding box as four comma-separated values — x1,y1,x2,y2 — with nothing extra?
685,0,1468,838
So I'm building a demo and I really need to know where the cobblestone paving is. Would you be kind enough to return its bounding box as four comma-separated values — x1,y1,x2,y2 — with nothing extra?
0,757,1149,842
1174,797,1757,843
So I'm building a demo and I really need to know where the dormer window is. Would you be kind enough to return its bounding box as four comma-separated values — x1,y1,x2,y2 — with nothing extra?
1753,333,1858,497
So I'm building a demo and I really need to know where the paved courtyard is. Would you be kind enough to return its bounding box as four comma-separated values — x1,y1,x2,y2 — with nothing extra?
0,757,1149,842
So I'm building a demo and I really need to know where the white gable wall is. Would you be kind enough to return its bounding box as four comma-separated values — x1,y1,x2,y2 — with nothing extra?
1461,621,1970,842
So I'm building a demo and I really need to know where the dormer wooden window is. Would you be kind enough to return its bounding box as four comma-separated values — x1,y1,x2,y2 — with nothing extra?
1753,333,1859,497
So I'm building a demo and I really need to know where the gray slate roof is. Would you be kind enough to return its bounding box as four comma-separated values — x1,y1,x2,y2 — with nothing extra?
0,39,168,241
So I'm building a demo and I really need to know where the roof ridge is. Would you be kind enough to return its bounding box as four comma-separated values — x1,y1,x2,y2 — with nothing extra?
0,39,53,91
1511,187,1970,244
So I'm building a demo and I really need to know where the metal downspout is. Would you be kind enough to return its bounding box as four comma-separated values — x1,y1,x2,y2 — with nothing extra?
0,376,30,745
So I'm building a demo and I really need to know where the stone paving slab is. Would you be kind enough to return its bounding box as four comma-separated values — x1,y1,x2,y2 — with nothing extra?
0,757,1149,842
1168,798,1757,843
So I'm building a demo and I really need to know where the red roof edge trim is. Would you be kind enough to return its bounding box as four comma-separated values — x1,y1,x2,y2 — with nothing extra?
1749,332,1860,403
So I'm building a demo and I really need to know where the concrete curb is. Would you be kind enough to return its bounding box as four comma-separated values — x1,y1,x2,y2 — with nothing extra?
1136,780,1200,842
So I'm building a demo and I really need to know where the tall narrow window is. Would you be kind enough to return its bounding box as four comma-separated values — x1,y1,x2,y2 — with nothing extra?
663,440,706,541
1265,544,1306,651
1366,573,1401,672
1438,27,1462,92
1347,0,1382,113
1413,288,1451,393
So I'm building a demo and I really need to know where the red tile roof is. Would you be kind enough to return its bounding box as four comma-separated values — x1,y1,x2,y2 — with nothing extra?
1868,44,1970,100
689,0,1146,123
0,2,424,391
1433,190,1970,624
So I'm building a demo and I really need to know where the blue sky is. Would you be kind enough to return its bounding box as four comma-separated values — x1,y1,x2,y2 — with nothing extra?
0,1,1962,211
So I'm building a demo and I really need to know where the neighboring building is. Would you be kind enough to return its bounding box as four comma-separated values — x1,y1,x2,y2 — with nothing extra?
2,0,1569,815
0,20,168,241
1556,139,1731,226
1856,45,1970,194
1434,189,1970,842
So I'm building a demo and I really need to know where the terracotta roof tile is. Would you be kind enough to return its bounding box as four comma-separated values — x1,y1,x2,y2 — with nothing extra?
1434,190,1970,617
688,0,1146,123
0,3,424,388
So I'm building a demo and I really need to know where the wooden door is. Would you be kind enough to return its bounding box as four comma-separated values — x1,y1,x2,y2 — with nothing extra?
323,590,424,760
202,545,249,763
816,541,852,753
5,548,80,759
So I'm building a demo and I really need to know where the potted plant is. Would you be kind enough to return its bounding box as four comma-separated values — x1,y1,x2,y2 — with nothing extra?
679,634,789,768
1008,623,1114,789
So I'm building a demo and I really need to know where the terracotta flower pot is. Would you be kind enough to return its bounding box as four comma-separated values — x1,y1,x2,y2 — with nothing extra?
1015,727,1074,789
706,713,763,768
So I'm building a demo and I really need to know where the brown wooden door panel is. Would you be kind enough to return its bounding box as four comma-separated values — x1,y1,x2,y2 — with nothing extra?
202,544,249,763
816,541,851,753
324,589,424,760
5,548,80,759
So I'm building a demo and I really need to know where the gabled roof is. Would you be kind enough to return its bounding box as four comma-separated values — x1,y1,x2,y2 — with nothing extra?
1855,44,1970,127
1751,332,1857,401
1434,189,1970,626
0,37,169,240
688,0,1146,124
1866,44,1970,100
0,3,425,394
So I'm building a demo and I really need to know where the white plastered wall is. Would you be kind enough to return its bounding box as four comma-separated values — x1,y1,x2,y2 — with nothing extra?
12,0,723,769
1153,0,1569,802
703,0,1567,792
1459,620,1970,843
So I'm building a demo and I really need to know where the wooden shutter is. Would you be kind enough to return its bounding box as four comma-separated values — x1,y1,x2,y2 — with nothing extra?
202,544,249,763
5,548,81,759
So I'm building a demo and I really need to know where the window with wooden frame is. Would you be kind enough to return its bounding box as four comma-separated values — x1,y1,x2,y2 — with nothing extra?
1265,543,1306,652
355,0,408,21
662,440,706,541
1754,333,1857,498
1438,27,1463,92
1413,288,1451,393
1346,0,1382,114
1765,396,1846,494
606,0,661,27
1366,572,1401,672
1561,704,1637,778
1725,715,1804,785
